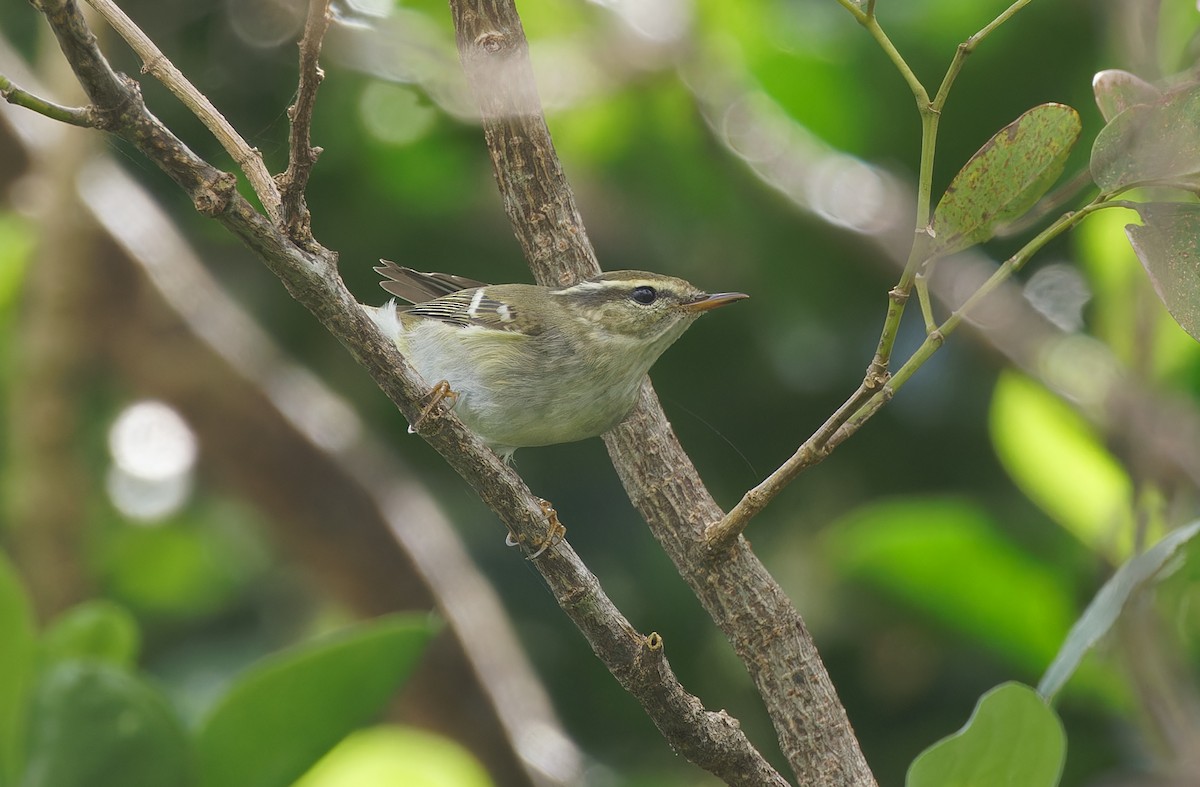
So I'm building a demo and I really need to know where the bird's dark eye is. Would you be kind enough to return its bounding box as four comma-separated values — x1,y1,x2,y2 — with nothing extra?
630,286,657,305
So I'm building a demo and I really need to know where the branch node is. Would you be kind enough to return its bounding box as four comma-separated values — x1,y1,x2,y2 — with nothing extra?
474,30,507,52
645,631,663,651
193,170,238,217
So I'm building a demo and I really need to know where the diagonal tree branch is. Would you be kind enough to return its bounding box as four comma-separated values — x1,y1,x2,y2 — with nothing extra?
446,0,875,784
0,32,580,771
22,1,790,783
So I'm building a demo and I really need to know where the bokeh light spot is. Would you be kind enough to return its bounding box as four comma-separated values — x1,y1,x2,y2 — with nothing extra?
359,83,437,145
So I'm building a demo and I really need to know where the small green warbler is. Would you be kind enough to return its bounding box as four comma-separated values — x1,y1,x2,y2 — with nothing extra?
367,261,747,459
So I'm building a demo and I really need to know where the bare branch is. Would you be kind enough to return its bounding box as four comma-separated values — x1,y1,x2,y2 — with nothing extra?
0,29,584,765
278,0,333,247
73,156,584,784
81,0,284,222
605,387,876,786
446,0,875,783
446,0,599,286
36,0,240,220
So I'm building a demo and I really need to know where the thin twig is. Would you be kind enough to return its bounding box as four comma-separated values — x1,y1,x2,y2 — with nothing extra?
720,0,1037,538
0,72,96,126
81,0,283,223
687,28,1200,501
841,200,1129,432
849,0,1034,375
932,0,1034,110
278,0,333,247
915,266,938,333
704,379,879,551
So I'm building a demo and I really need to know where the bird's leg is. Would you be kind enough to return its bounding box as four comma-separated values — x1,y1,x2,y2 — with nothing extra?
531,499,566,558
408,380,458,434
505,498,566,559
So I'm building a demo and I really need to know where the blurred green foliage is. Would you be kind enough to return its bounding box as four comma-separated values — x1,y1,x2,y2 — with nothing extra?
3,0,1200,785
0,553,439,787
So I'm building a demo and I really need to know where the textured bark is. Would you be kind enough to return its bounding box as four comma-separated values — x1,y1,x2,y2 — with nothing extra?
608,384,875,785
447,0,600,286
446,0,875,783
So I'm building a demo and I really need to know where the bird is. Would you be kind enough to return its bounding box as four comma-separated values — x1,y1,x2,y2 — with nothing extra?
366,260,747,460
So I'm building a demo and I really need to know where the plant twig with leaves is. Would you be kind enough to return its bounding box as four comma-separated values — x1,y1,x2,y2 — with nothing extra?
702,0,1193,551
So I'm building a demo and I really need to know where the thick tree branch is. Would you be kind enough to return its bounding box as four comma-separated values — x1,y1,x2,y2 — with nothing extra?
25,2,787,783
446,0,875,784
447,0,599,285
605,386,875,786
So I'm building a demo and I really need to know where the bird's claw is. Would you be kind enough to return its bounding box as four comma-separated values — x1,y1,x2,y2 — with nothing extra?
410,380,458,433
505,498,566,559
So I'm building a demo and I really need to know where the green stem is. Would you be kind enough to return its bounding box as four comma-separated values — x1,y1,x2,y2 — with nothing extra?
932,0,1033,112
0,72,96,127
713,0,1057,548
849,199,1130,427
915,270,937,333
847,0,1035,374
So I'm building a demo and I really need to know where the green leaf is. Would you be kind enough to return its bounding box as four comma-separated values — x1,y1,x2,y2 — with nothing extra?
41,601,140,669
931,103,1081,256
196,614,435,787
1039,520,1200,700
0,552,36,787
1092,69,1161,123
293,726,493,787
20,661,193,787
1126,202,1200,343
825,498,1075,671
907,682,1065,787
1075,203,1200,378
989,372,1133,562
1091,84,1200,193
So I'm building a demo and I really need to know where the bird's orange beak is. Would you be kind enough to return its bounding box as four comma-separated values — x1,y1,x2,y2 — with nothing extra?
682,292,750,313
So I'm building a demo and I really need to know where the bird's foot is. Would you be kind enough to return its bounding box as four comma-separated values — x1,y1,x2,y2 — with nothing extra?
505,498,566,559
409,380,458,434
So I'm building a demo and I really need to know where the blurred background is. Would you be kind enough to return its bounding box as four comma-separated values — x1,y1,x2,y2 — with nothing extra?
2,0,1200,784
